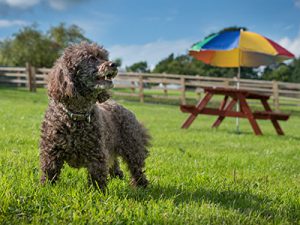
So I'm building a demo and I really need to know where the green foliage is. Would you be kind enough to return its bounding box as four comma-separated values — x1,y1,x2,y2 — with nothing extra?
153,54,203,75
261,58,300,83
291,57,300,82
0,88,299,224
204,26,248,39
262,64,292,82
221,26,248,32
126,61,150,73
48,23,90,49
0,26,58,67
152,53,259,79
0,39,14,66
0,24,90,67
113,58,122,68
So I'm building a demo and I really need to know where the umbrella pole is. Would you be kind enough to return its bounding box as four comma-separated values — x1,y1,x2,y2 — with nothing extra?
236,66,241,134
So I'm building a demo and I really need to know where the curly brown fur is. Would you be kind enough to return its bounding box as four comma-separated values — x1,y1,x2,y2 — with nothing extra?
40,42,150,191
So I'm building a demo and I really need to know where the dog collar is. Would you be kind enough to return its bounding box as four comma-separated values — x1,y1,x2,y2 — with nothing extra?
61,105,91,123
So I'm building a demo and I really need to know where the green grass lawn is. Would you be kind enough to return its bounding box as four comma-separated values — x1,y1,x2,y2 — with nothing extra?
0,88,299,224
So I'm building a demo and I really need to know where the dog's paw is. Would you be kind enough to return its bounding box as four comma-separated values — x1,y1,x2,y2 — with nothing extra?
110,169,124,180
130,176,149,188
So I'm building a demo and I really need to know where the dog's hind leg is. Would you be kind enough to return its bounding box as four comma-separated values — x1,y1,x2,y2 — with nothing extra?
109,158,124,179
120,147,149,188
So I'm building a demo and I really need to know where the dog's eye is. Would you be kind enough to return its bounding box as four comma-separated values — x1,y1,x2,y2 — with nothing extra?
89,56,97,61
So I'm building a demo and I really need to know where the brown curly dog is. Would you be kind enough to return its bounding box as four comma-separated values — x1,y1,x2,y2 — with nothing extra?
40,42,150,191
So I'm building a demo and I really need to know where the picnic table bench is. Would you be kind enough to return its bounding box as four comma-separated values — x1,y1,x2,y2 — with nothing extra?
180,87,290,135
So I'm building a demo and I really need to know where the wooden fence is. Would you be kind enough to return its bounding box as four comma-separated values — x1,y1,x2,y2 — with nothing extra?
1,66,300,111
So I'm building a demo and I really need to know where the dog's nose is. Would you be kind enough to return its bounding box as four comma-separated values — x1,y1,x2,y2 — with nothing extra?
109,62,117,68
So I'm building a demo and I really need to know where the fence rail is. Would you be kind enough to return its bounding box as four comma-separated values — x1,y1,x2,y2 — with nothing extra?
1,66,300,110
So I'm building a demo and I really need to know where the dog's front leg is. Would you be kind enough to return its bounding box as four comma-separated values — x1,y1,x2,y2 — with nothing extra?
40,149,64,184
109,158,124,179
87,158,109,192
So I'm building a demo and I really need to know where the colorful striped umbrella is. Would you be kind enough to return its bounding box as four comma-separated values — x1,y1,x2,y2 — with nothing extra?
189,29,294,133
189,30,294,68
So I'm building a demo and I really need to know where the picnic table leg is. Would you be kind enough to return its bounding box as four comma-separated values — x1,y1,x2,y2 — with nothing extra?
181,93,213,129
238,94,263,135
218,96,229,111
212,97,238,128
260,99,284,135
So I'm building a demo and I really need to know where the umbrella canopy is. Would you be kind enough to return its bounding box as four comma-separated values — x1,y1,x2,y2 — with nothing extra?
189,30,294,67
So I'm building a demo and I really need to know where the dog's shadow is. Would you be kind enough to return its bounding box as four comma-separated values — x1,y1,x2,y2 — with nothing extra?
114,183,298,223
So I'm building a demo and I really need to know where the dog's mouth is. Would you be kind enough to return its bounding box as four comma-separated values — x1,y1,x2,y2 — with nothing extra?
94,70,117,90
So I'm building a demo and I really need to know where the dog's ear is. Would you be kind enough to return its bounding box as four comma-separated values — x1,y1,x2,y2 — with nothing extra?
97,91,111,103
48,64,75,101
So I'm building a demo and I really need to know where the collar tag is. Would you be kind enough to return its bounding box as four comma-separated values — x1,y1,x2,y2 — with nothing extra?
62,105,92,123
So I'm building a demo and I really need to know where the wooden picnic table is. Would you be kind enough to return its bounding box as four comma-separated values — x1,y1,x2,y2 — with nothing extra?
180,87,290,135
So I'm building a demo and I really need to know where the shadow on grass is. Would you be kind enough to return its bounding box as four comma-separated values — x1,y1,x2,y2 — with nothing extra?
190,125,300,138
283,134,300,141
116,183,299,223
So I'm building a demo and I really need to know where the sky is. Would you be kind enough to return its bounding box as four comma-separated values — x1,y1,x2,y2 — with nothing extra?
0,0,300,68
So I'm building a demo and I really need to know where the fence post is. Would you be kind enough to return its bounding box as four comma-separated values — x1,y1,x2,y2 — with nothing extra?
31,66,37,92
272,80,279,111
25,63,37,92
180,77,186,105
131,81,136,93
42,69,48,88
224,79,230,88
233,76,238,88
26,63,33,92
163,82,168,96
138,75,144,103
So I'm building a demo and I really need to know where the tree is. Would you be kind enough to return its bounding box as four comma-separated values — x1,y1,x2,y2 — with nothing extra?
261,64,293,82
291,58,300,82
203,26,248,39
261,59,300,83
153,54,205,75
48,23,90,49
0,23,90,67
0,39,14,66
126,61,150,73
113,58,122,68
0,25,58,67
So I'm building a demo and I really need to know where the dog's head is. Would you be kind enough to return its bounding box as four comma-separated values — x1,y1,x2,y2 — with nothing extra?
48,42,117,103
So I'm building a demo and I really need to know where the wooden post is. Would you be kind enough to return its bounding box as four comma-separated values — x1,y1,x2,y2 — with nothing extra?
138,75,144,103
43,70,48,88
163,83,168,96
26,63,33,92
25,63,36,92
195,88,202,101
31,66,37,92
131,81,136,93
233,76,238,88
224,79,230,88
180,77,186,105
272,80,279,111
